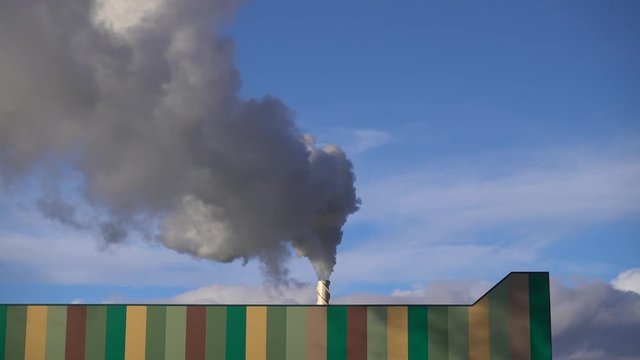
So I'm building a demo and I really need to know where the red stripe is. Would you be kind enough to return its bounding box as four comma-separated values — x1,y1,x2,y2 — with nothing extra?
65,305,87,360
347,306,367,360
185,306,206,360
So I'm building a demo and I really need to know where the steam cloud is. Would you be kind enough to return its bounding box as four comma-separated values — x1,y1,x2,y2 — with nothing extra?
0,0,359,282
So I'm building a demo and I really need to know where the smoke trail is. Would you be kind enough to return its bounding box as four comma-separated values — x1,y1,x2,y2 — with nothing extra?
0,0,359,282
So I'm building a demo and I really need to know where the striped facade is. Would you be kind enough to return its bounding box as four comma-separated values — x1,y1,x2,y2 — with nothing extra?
0,272,551,360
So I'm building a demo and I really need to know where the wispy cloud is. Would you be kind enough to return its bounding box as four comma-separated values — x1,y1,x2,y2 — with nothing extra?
356,154,640,228
332,149,640,285
332,240,541,286
0,229,264,288
311,127,392,155
350,129,392,154
335,278,492,305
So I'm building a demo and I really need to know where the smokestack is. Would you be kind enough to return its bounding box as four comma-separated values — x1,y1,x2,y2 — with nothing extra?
316,280,330,305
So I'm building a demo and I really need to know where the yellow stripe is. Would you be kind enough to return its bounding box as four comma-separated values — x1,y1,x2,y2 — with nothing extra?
245,306,267,360
25,306,48,360
387,306,408,360
125,306,147,360
468,297,490,360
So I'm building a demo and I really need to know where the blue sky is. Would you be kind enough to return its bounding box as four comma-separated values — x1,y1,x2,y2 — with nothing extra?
1,0,639,315
230,0,640,287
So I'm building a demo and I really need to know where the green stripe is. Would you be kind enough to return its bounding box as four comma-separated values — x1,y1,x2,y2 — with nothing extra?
266,306,286,360
529,273,551,360
367,307,387,360
0,305,6,360
45,306,67,360
205,307,226,360
85,306,107,360
408,306,428,360
165,306,187,360
327,306,347,360
146,306,166,360
489,281,510,359
285,307,306,360
225,306,246,360
428,307,448,360
448,307,468,360
5,305,27,360
105,305,127,360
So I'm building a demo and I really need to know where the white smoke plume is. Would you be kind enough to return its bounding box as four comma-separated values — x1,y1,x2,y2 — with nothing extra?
0,0,359,283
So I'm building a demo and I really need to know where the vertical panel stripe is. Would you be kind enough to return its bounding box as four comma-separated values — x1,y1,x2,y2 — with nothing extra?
226,306,246,360
510,274,531,360
0,305,6,360
125,306,147,360
307,307,326,360
85,306,107,360
105,305,127,360
164,306,186,360
186,306,206,360
285,307,306,360
246,307,267,360
65,305,86,360
428,307,448,360
468,298,489,360
489,281,509,359
6,306,27,360
408,306,428,360
205,307,226,360
327,306,347,360
347,307,367,360
367,307,387,360
25,306,48,360
529,273,551,360
145,306,166,360
387,306,408,360
266,307,286,360
45,306,67,360
448,307,468,360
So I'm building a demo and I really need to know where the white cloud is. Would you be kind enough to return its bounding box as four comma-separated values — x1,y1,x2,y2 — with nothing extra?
171,283,315,304
350,129,392,154
612,268,640,295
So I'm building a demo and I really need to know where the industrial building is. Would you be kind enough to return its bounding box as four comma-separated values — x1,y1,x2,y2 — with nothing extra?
1,272,551,359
